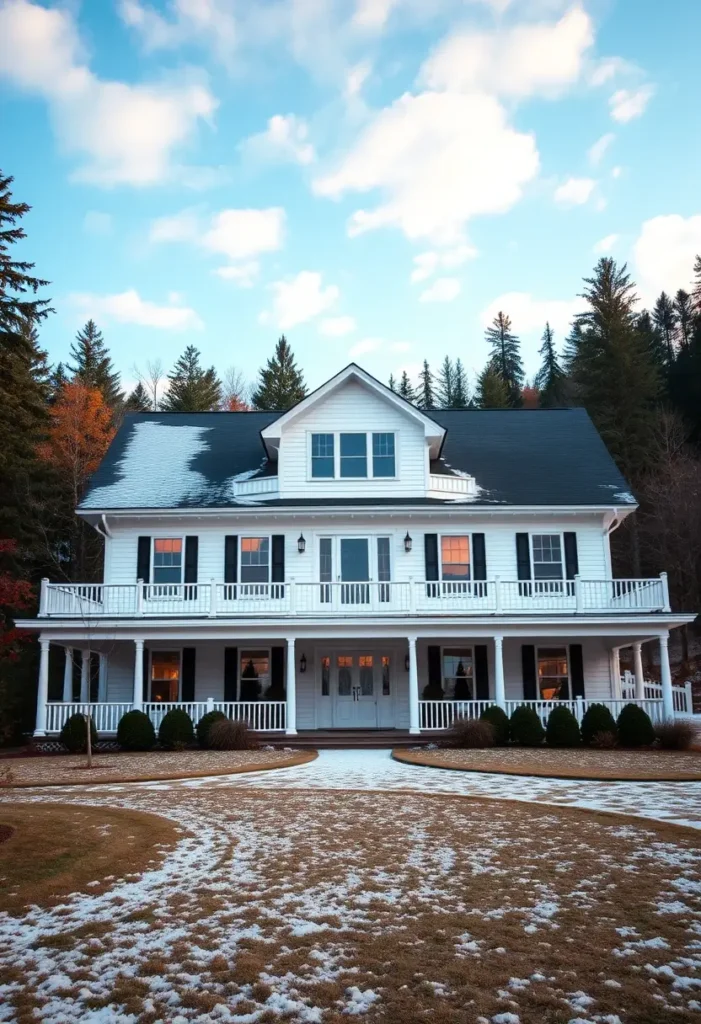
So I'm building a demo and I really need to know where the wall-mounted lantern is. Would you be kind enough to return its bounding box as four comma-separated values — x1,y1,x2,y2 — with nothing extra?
404,531,412,553
297,533,306,553
300,653,307,673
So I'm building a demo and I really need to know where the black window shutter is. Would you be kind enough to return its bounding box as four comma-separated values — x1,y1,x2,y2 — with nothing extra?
271,535,285,587
516,534,531,580
181,647,196,702
569,643,585,698
472,533,486,581
425,534,439,597
142,647,149,703
427,645,441,687
224,535,238,597
564,532,579,580
184,536,198,583
224,647,238,702
522,644,537,699
271,647,284,692
137,536,151,582
474,645,489,700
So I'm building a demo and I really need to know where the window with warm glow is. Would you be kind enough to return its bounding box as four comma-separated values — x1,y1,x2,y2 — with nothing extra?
537,647,569,699
153,538,183,585
337,655,353,695
240,537,270,584
441,536,471,581
442,648,474,698
150,651,180,701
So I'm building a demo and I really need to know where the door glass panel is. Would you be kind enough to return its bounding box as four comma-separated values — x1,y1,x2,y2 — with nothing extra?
377,537,391,602
359,655,374,696
382,655,391,695
341,538,369,604
321,656,330,696
319,538,333,603
337,655,353,696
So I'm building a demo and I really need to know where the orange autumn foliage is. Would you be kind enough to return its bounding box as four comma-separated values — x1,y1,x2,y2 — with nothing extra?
39,382,115,504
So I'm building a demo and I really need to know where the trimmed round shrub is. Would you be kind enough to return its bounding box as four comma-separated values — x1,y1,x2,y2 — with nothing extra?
117,710,156,751
207,718,258,751
581,703,617,746
422,682,444,700
545,705,581,747
264,682,286,702
480,705,510,746
655,719,696,751
509,706,545,747
448,717,494,749
158,708,195,750
617,703,655,747
196,710,226,748
60,712,98,753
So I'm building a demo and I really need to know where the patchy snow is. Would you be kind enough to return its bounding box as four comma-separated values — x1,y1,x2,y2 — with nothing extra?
598,484,636,504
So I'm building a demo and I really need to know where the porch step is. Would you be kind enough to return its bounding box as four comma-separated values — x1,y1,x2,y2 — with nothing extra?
266,730,436,750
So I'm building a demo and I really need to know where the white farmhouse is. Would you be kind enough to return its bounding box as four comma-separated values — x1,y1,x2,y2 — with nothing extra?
20,364,695,740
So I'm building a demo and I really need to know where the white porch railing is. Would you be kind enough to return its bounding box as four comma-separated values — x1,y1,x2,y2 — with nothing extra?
39,574,670,619
620,671,693,714
44,700,287,735
419,697,666,731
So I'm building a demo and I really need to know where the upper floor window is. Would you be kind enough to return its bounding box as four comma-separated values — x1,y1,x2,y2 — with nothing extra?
153,538,183,585
340,433,367,477
440,536,471,581
240,537,270,583
532,534,563,580
372,432,395,477
311,433,335,478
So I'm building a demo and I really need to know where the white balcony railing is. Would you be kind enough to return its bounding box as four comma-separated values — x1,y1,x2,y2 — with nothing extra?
39,574,671,619
45,699,287,735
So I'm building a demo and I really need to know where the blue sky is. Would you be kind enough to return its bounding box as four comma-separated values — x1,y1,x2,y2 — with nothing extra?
1,0,700,397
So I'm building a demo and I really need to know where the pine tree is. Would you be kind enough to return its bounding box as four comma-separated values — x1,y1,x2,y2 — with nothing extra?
398,370,415,403
161,346,222,412
0,173,51,334
436,356,454,408
48,362,68,403
475,363,510,408
652,291,678,364
125,382,152,412
636,310,668,380
484,311,524,406
388,374,397,392
417,360,435,410
252,336,306,411
534,322,567,407
451,358,469,408
68,320,123,407
675,289,694,350
693,255,701,315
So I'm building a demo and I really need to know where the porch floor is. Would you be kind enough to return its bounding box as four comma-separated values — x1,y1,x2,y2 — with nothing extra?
280,729,435,749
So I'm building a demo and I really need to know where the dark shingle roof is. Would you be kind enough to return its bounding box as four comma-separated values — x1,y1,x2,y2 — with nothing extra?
79,407,635,511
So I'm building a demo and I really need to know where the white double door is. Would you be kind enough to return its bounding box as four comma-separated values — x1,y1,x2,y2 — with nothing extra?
331,651,387,728
319,536,391,606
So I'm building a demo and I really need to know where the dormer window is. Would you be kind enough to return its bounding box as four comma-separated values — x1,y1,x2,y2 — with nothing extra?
309,431,396,480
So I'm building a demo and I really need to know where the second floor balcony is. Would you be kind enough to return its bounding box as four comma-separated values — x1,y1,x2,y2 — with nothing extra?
39,574,672,620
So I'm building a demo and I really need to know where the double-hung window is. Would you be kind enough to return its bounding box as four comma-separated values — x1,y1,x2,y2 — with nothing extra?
440,535,471,593
309,431,396,479
152,538,183,595
372,433,395,477
537,647,570,700
531,534,564,594
442,648,474,699
340,433,367,477
150,651,180,702
311,433,335,478
240,537,270,593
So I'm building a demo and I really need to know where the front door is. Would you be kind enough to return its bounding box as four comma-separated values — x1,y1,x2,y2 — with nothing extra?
340,538,370,605
333,653,378,727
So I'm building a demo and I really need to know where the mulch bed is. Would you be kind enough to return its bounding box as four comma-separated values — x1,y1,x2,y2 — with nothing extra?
393,746,701,780
0,748,317,788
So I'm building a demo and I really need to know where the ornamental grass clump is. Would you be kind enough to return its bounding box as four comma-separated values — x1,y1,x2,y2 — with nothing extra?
617,703,656,748
196,710,226,749
117,710,156,751
480,705,510,746
60,713,98,754
158,708,195,750
590,730,617,749
581,703,617,746
509,706,545,747
448,717,495,749
207,718,258,751
546,705,581,748
655,719,696,751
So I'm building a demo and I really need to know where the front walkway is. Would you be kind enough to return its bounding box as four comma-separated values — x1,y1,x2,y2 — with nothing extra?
83,748,701,831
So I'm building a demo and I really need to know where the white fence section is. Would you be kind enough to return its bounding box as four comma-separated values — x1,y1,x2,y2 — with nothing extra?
40,574,670,619
620,671,693,714
419,697,666,731
45,701,134,735
45,699,287,735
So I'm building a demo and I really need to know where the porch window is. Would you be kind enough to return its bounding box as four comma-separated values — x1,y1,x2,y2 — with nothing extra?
537,647,570,699
240,537,270,585
153,538,183,585
150,651,180,702
340,433,367,478
240,649,270,700
311,433,335,478
440,536,471,583
532,534,563,581
442,648,474,699
372,432,395,477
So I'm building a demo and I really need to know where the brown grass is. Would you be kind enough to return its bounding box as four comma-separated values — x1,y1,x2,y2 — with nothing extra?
394,745,701,780
0,802,180,915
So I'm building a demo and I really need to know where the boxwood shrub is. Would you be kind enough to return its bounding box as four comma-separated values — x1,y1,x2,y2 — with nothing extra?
158,708,195,750
581,703,617,746
60,712,98,753
509,706,545,747
545,705,581,748
196,709,226,749
480,705,510,746
117,710,156,751
617,703,655,747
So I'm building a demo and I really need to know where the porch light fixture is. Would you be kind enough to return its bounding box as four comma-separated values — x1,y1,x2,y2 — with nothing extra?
297,533,306,553
300,653,307,673
404,531,412,553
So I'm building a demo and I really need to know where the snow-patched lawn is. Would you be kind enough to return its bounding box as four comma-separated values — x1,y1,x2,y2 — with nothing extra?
1,775,701,1022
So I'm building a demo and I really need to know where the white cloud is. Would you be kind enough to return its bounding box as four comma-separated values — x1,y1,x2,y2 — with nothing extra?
70,289,202,330
0,0,216,187
349,337,383,358
240,114,315,166
314,91,539,245
420,7,593,99
609,85,654,123
410,244,477,283
320,316,357,337
593,233,618,253
213,261,260,288
481,292,579,338
118,0,237,67
588,132,615,166
611,165,623,179
554,177,596,206
345,61,372,100
419,277,461,303
150,207,286,270
634,213,701,304
589,56,634,86
260,271,340,330
149,208,202,243
352,0,400,30
83,211,113,236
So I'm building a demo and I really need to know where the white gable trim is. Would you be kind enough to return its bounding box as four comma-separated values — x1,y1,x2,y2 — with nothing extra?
260,364,445,458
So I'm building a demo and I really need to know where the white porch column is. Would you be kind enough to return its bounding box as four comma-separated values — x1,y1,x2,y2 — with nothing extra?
79,650,90,702
633,642,645,701
62,647,74,702
610,648,622,699
408,636,420,734
285,637,297,736
659,633,674,721
133,639,144,712
493,635,505,709
34,638,50,736
97,653,107,703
